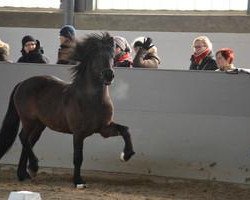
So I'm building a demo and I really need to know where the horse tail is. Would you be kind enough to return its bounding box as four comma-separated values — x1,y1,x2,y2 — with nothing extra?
0,83,20,159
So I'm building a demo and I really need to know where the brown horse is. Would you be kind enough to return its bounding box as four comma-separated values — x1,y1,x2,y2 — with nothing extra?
0,33,135,188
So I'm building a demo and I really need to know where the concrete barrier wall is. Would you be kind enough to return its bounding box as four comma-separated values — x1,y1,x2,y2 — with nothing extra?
0,62,250,184
1,27,250,70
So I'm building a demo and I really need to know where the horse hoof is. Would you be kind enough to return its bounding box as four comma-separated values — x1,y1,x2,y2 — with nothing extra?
76,184,87,189
28,168,37,178
120,151,135,162
17,172,31,181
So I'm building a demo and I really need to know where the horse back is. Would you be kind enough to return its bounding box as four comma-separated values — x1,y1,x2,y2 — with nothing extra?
13,75,71,133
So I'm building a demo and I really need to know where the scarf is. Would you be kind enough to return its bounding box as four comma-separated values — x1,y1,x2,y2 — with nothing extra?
193,48,211,64
115,52,132,63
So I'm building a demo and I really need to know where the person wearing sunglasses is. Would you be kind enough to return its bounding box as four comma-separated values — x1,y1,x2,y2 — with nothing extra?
189,36,217,71
17,35,49,64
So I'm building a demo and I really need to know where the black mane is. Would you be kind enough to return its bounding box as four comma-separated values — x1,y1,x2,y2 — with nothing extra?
71,32,114,81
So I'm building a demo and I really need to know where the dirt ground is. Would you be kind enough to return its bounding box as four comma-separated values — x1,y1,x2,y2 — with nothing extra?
1,165,250,200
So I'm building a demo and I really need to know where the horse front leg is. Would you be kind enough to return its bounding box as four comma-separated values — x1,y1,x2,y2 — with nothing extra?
100,122,135,161
73,134,86,188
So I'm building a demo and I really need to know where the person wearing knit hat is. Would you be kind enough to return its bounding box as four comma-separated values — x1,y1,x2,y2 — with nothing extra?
60,25,76,40
113,36,133,68
17,35,49,64
0,39,10,62
57,25,77,65
132,36,160,68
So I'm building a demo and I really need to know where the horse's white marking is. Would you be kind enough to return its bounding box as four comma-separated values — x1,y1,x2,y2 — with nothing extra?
120,152,125,162
76,184,87,189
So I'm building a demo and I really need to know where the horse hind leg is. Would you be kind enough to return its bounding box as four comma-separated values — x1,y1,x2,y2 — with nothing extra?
17,122,45,181
100,122,135,162
17,135,30,181
27,123,45,177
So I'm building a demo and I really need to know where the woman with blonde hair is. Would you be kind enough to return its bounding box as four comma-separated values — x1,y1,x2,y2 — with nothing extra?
189,36,218,70
0,39,10,62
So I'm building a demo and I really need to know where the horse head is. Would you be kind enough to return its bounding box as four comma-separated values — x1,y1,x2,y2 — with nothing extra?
72,32,115,85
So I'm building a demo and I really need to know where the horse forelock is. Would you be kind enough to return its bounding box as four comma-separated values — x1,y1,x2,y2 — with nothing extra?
71,32,115,81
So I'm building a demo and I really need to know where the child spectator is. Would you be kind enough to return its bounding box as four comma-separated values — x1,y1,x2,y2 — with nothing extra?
132,37,160,68
189,36,217,70
17,35,49,64
57,25,77,65
113,36,133,68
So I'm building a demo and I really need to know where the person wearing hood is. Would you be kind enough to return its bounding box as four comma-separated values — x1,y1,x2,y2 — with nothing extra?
17,35,49,64
113,36,133,68
189,36,217,70
132,36,160,69
57,25,77,65
0,39,10,62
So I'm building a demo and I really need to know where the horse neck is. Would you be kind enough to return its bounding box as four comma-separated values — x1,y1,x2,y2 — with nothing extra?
72,69,110,100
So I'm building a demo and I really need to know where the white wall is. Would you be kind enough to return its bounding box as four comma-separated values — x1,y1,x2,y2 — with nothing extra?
1,27,250,70
0,63,250,184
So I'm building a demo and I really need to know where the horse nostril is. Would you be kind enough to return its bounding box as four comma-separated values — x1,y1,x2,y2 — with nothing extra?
101,69,114,84
106,69,114,81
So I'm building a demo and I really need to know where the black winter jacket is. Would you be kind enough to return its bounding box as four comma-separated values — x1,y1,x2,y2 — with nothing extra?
17,47,49,64
189,52,217,70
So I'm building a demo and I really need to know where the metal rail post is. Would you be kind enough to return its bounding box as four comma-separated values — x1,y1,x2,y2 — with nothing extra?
62,0,75,25
247,0,250,15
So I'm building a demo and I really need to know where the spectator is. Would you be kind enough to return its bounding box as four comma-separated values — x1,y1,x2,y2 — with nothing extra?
17,35,49,64
113,36,133,68
189,36,217,70
215,48,236,72
132,36,160,69
57,25,77,65
0,39,10,62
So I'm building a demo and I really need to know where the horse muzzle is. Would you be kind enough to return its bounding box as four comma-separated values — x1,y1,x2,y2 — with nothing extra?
101,69,115,85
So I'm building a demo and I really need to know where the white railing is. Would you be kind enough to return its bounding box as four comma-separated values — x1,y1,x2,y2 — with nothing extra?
97,0,248,11
0,0,248,12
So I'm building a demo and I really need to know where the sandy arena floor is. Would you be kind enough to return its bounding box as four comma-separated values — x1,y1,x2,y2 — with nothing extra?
0,165,250,200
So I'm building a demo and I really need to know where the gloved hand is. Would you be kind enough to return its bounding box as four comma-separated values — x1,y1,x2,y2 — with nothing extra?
35,40,40,49
35,39,44,53
142,37,154,50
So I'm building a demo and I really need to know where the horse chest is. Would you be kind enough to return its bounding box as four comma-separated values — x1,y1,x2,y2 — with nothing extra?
85,102,112,119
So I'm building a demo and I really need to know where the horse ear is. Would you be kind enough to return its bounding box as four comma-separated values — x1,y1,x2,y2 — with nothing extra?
103,32,114,48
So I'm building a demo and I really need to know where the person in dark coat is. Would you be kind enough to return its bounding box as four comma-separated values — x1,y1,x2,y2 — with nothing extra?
189,36,217,70
57,25,77,65
17,35,49,64
113,36,133,68
132,36,160,69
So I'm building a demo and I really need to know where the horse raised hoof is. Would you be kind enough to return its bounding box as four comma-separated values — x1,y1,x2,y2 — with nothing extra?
120,151,135,162
76,183,87,189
